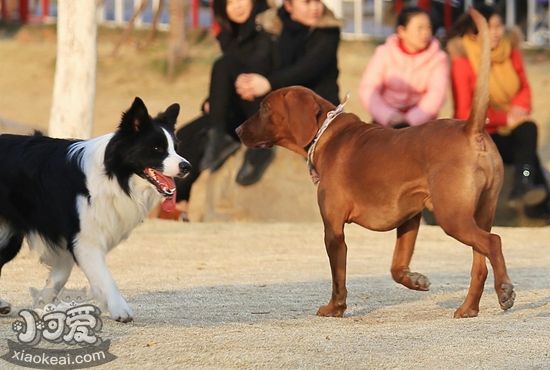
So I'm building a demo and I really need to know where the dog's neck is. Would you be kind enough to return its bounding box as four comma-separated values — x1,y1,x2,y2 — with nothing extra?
280,101,336,158
305,97,353,184
309,95,352,145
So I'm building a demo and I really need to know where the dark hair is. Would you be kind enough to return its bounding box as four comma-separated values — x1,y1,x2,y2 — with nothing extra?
396,6,431,29
446,4,502,40
213,0,233,31
213,0,267,32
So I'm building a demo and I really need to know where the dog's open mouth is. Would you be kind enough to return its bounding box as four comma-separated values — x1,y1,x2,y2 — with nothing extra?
143,168,176,213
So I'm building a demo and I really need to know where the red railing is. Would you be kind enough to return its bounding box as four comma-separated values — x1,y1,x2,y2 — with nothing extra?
0,0,49,22
1,0,214,32
395,0,454,31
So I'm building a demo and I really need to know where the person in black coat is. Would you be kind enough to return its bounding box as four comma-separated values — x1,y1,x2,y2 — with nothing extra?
232,0,341,184
171,0,276,221
200,0,275,173
235,0,341,106
172,0,341,221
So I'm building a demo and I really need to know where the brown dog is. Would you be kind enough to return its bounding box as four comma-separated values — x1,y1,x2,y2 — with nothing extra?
236,9,515,318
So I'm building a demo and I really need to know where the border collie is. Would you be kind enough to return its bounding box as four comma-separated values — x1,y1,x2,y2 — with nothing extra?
0,97,191,322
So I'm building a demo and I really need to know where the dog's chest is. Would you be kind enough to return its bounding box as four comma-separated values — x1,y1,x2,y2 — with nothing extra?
77,177,160,252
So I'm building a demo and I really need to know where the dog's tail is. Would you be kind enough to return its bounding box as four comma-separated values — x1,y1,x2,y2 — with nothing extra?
465,8,490,136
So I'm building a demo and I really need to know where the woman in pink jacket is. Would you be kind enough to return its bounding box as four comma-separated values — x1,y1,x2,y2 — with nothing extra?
359,7,449,128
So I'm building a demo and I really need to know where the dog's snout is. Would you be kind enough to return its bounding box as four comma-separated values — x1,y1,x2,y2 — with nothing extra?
178,160,192,177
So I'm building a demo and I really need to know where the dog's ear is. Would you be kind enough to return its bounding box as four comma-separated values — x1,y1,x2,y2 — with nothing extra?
155,103,180,130
119,97,151,133
285,88,321,147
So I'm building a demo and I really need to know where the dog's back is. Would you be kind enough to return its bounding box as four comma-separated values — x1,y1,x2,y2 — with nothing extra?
0,134,88,243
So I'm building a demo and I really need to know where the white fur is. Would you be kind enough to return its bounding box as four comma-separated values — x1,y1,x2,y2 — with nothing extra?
68,134,166,321
70,134,161,251
161,128,189,176
3,118,185,322
31,133,182,322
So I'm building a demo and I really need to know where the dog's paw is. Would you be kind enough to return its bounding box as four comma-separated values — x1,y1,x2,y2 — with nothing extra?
453,305,479,318
394,270,431,291
0,299,11,315
108,296,134,323
408,272,431,291
498,283,515,311
316,303,346,318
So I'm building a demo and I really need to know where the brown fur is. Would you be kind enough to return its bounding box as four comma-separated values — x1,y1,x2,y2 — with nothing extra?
236,9,514,318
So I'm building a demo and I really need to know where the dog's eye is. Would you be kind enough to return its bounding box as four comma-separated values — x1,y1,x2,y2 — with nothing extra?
152,146,163,153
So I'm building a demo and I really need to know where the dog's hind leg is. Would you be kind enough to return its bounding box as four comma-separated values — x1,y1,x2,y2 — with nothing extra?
453,191,502,318
0,228,24,315
390,213,430,291
434,195,514,317
36,250,74,306
453,250,487,318
316,211,348,318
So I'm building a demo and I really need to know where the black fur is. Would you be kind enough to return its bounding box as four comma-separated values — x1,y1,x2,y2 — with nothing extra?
104,98,180,195
0,134,88,257
0,97,181,266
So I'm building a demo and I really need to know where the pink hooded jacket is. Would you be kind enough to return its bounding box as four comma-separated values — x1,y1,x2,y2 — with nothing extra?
359,34,449,127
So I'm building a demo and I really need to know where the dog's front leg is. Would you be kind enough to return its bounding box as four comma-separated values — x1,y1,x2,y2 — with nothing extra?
317,221,348,317
391,214,430,291
73,244,133,323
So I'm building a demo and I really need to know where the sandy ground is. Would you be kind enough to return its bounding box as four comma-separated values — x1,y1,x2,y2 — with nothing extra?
0,220,548,369
0,25,549,369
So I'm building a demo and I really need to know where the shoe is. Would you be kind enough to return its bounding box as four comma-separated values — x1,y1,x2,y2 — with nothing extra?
507,164,547,208
392,122,410,129
178,211,190,222
200,130,240,171
235,148,275,186
524,199,550,224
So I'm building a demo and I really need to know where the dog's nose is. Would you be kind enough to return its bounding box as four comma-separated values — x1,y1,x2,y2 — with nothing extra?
178,161,192,177
235,125,242,137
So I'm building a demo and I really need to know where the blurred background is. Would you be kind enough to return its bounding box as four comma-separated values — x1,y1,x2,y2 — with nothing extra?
1,0,549,224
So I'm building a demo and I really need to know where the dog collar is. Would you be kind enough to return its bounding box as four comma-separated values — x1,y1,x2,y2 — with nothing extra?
307,93,350,185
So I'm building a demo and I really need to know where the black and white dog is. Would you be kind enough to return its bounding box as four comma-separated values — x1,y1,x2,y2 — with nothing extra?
0,97,191,322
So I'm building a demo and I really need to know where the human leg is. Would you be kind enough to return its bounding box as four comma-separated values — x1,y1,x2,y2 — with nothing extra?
200,57,241,171
492,122,547,207
172,115,210,220
234,97,275,186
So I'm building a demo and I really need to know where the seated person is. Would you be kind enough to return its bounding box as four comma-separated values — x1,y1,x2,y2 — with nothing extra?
358,6,449,128
170,0,275,220
447,4,549,219
200,0,275,176
234,0,341,106
171,0,342,221
234,0,341,182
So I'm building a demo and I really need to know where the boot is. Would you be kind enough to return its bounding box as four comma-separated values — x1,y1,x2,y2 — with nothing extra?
507,164,547,208
200,129,240,171
524,198,550,223
235,148,275,186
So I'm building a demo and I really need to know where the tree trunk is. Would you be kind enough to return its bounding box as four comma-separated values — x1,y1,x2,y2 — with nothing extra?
167,0,187,79
111,0,149,56
143,0,165,49
49,0,97,139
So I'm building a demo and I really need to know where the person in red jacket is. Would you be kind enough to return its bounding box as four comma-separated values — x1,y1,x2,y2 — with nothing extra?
447,4,549,220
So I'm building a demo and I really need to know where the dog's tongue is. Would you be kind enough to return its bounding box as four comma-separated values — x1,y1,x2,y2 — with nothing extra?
153,171,176,213
161,194,176,213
